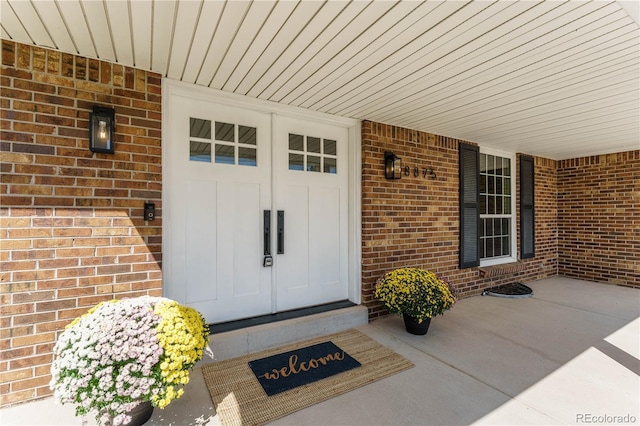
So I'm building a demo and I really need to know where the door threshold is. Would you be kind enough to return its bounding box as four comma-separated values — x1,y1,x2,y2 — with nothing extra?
208,300,356,335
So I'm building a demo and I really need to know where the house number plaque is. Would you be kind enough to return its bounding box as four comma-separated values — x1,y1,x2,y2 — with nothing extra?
403,165,437,179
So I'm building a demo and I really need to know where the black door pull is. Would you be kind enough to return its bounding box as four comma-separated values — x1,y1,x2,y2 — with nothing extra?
277,210,284,254
263,210,272,267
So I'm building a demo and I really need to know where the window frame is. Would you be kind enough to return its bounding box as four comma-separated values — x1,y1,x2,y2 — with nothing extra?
479,147,517,267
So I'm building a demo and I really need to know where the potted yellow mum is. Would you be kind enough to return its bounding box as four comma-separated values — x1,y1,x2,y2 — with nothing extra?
375,268,456,335
50,296,210,426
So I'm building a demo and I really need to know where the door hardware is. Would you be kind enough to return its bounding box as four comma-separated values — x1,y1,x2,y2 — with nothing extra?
277,210,285,254
263,210,272,267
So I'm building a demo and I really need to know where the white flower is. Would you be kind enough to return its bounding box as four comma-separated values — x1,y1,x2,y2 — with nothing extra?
50,296,208,425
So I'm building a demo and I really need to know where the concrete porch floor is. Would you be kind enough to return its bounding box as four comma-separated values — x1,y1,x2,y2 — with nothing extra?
2,277,638,425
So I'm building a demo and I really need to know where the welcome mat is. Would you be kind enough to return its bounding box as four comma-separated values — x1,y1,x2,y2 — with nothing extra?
248,341,361,396
201,329,414,425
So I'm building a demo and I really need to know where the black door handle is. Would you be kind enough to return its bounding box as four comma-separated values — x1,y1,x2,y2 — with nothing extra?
277,210,284,254
263,210,271,255
263,210,272,267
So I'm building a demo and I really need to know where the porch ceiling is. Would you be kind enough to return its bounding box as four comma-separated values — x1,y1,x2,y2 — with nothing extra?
2,0,639,160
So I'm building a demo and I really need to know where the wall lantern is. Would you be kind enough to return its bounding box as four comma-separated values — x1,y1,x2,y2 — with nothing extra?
385,151,402,180
89,105,115,154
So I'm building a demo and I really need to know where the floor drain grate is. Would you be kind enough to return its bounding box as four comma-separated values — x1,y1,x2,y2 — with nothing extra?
482,282,533,298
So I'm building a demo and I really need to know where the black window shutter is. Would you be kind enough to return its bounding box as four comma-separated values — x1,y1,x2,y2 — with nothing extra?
459,143,480,269
520,155,535,259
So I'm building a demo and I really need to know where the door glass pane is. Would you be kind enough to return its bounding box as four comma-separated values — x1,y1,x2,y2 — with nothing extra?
307,156,321,172
289,133,338,174
190,141,211,162
238,147,257,166
215,144,234,164
190,118,211,139
239,126,256,145
324,139,337,155
307,137,321,153
215,122,234,142
289,134,304,151
324,158,337,174
289,153,304,170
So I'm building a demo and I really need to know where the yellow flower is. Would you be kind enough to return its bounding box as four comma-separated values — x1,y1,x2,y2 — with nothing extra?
375,267,457,323
152,299,209,407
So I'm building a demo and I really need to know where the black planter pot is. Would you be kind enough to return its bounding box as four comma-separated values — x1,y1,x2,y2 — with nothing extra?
101,401,154,426
402,313,431,335
126,401,154,426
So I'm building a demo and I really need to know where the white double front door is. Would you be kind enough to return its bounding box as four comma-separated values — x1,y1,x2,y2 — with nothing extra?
164,87,352,324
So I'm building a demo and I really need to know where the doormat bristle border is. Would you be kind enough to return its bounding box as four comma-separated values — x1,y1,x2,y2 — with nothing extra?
482,282,533,298
201,329,414,425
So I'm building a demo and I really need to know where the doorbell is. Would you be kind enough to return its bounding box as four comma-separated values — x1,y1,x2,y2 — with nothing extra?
144,203,155,221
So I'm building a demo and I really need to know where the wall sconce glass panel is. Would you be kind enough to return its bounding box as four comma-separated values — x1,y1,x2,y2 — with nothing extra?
89,106,115,154
385,151,402,179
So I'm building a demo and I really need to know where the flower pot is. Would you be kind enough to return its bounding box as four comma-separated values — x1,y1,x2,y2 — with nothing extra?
126,401,154,426
402,313,431,335
102,401,154,426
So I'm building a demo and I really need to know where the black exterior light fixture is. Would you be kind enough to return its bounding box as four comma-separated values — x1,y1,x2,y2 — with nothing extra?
89,105,115,154
385,151,402,180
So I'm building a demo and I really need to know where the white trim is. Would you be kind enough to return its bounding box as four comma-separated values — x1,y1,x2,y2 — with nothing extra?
161,78,176,302
162,78,363,307
270,112,278,313
348,124,362,304
478,147,517,267
163,78,359,128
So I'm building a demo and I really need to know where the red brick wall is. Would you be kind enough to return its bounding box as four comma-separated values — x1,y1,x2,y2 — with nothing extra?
1,39,635,408
361,121,558,320
557,151,640,287
0,41,162,406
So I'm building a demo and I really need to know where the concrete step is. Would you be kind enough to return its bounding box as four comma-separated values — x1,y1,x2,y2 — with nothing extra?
200,305,369,364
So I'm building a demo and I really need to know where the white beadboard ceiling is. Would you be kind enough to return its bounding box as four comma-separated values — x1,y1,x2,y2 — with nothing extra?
2,0,639,160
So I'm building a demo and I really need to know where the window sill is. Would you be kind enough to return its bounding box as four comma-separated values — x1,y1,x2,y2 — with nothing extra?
479,261,525,278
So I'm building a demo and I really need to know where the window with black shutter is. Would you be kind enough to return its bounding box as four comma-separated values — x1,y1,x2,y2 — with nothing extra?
460,144,532,268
